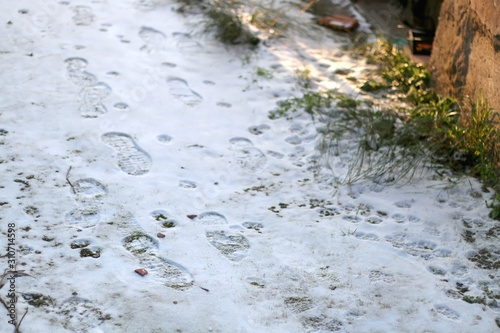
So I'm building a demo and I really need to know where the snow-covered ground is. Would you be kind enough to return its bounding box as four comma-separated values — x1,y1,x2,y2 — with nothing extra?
1,0,499,332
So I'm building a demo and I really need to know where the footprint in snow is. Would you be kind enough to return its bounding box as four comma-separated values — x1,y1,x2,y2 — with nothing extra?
342,215,362,223
113,102,129,111
162,62,177,68
64,57,89,72
369,270,395,284
66,178,106,229
150,210,177,228
68,70,98,87
80,82,111,105
195,211,228,225
394,199,413,208
229,137,253,148
248,124,270,135
285,135,302,145
134,0,156,11
122,231,193,290
267,150,284,159
101,132,152,176
302,315,344,333
64,57,97,87
354,231,379,241
56,296,109,331
72,178,107,199
139,26,166,52
365,216,383,224
179,179,197,189
284,296,315,313
385,232,449,260
72,6,94,26
172,32,203,51
216,101,232,108
205,230,250,261
157,134,172,144
79,103,107,118
65,206,101,229
229,137,267,173
242,221,264,232
79,82,112,118
167,76,203,106
391,213,407,223
433,304,460,321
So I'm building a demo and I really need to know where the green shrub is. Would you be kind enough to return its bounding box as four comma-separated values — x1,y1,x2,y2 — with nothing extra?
205,1,260,45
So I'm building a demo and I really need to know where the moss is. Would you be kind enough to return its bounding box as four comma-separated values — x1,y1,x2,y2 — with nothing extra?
123,232,156,255
360,79,387,92
155,213,168,221
70,241,90,249
162,221,176,228
486,225,500,239
468,248,500,269
23,293,55,307
23,205,38,215
80,248,101,258
462,230,475,243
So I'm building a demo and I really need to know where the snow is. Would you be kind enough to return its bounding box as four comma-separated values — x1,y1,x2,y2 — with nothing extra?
0,0,499,332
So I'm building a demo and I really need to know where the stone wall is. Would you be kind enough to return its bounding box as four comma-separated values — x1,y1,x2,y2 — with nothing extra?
430,0,500,111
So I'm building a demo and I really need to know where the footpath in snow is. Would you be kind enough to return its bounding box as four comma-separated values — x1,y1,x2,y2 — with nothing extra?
0,0,499,332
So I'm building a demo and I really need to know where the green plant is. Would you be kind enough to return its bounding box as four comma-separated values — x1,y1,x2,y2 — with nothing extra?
203,0,260,45
340,227,357,236
360,79,388,92
295,68,312,89
249,4,288,38
269,90,335,119
256,66,273,79
354,39,435,104
454,96,499,185
335,93,360,109
487,193,500,220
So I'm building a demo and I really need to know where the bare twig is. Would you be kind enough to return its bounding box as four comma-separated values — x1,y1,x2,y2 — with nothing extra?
66,166,76,194
0,268,32,332
15,307,28,333
0,270,32,289
197,285,209,292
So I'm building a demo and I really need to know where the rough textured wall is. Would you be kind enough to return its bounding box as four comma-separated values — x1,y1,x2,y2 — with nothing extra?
430,0,500,111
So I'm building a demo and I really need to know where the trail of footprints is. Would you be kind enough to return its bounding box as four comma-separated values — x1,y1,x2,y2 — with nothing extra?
312,198,454,262
63,57,113,118
65,178,194,290
309,187,500,323
58,12,497,328
64,25,230,117
64,176,259,291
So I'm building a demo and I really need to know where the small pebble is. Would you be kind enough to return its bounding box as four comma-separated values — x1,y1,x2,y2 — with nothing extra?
135,268,148,276
187,214,197,219
157,232,165,238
